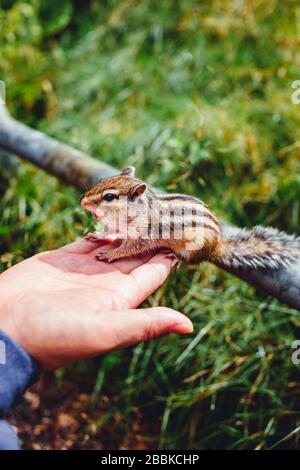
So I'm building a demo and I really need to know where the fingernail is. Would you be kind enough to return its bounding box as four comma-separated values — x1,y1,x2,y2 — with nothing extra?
168,323,193,334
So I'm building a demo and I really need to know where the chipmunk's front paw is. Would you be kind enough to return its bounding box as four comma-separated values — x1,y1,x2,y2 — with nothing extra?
85,232,103,242
86,231,118,244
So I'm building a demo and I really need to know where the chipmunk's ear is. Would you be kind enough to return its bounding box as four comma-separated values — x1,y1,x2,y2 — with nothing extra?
130,183,146,201
121,166,135,177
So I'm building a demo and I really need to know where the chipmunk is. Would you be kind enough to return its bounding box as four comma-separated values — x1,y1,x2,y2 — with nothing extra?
80,167,300,270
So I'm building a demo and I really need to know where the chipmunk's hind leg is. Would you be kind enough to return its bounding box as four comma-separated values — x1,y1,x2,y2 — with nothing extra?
175,249,204,264
158,248,181,270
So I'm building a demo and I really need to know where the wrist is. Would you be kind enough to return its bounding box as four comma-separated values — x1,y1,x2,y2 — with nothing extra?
0,330,40,417
0,284,25,352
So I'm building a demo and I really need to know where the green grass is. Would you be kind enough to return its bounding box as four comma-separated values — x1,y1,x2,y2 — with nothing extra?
1,0,300,449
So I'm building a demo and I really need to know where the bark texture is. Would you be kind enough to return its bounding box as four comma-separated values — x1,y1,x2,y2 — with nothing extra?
0,105,118,190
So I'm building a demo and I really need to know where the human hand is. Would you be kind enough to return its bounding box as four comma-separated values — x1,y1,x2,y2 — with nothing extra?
0,238,193,368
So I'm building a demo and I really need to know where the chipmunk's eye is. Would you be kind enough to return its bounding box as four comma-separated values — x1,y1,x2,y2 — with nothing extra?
103,193,118,202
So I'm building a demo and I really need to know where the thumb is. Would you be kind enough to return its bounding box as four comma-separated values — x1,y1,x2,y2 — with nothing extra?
93,307,193,352
33,307,193,368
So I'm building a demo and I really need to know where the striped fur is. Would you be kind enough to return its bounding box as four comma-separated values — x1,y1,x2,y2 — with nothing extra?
215,226,300,270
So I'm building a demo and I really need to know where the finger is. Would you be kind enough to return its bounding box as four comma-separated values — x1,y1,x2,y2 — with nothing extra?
111,254,154,274
128,253,176,304
90,307,193,353
38,307,193,368
60,237,110,254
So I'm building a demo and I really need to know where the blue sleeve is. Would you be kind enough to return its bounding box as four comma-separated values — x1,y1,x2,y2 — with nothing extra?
0,330,40,450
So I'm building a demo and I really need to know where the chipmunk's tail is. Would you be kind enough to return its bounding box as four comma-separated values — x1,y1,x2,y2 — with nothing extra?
214,225,300,271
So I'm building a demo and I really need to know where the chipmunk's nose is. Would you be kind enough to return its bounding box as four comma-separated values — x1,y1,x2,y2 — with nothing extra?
80,196,95,210
81,198,104,221
80,195,87,206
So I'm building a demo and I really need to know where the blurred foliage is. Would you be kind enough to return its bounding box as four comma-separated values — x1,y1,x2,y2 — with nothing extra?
1,0,300,449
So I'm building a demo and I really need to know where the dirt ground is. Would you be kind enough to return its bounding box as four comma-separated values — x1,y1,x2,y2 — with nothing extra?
9,369,159,451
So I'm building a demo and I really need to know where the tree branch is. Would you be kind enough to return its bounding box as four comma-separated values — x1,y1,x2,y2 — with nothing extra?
0,105,118,190
0,105,299,310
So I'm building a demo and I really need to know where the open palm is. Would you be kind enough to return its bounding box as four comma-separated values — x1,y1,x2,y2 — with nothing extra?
0,238,193,368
